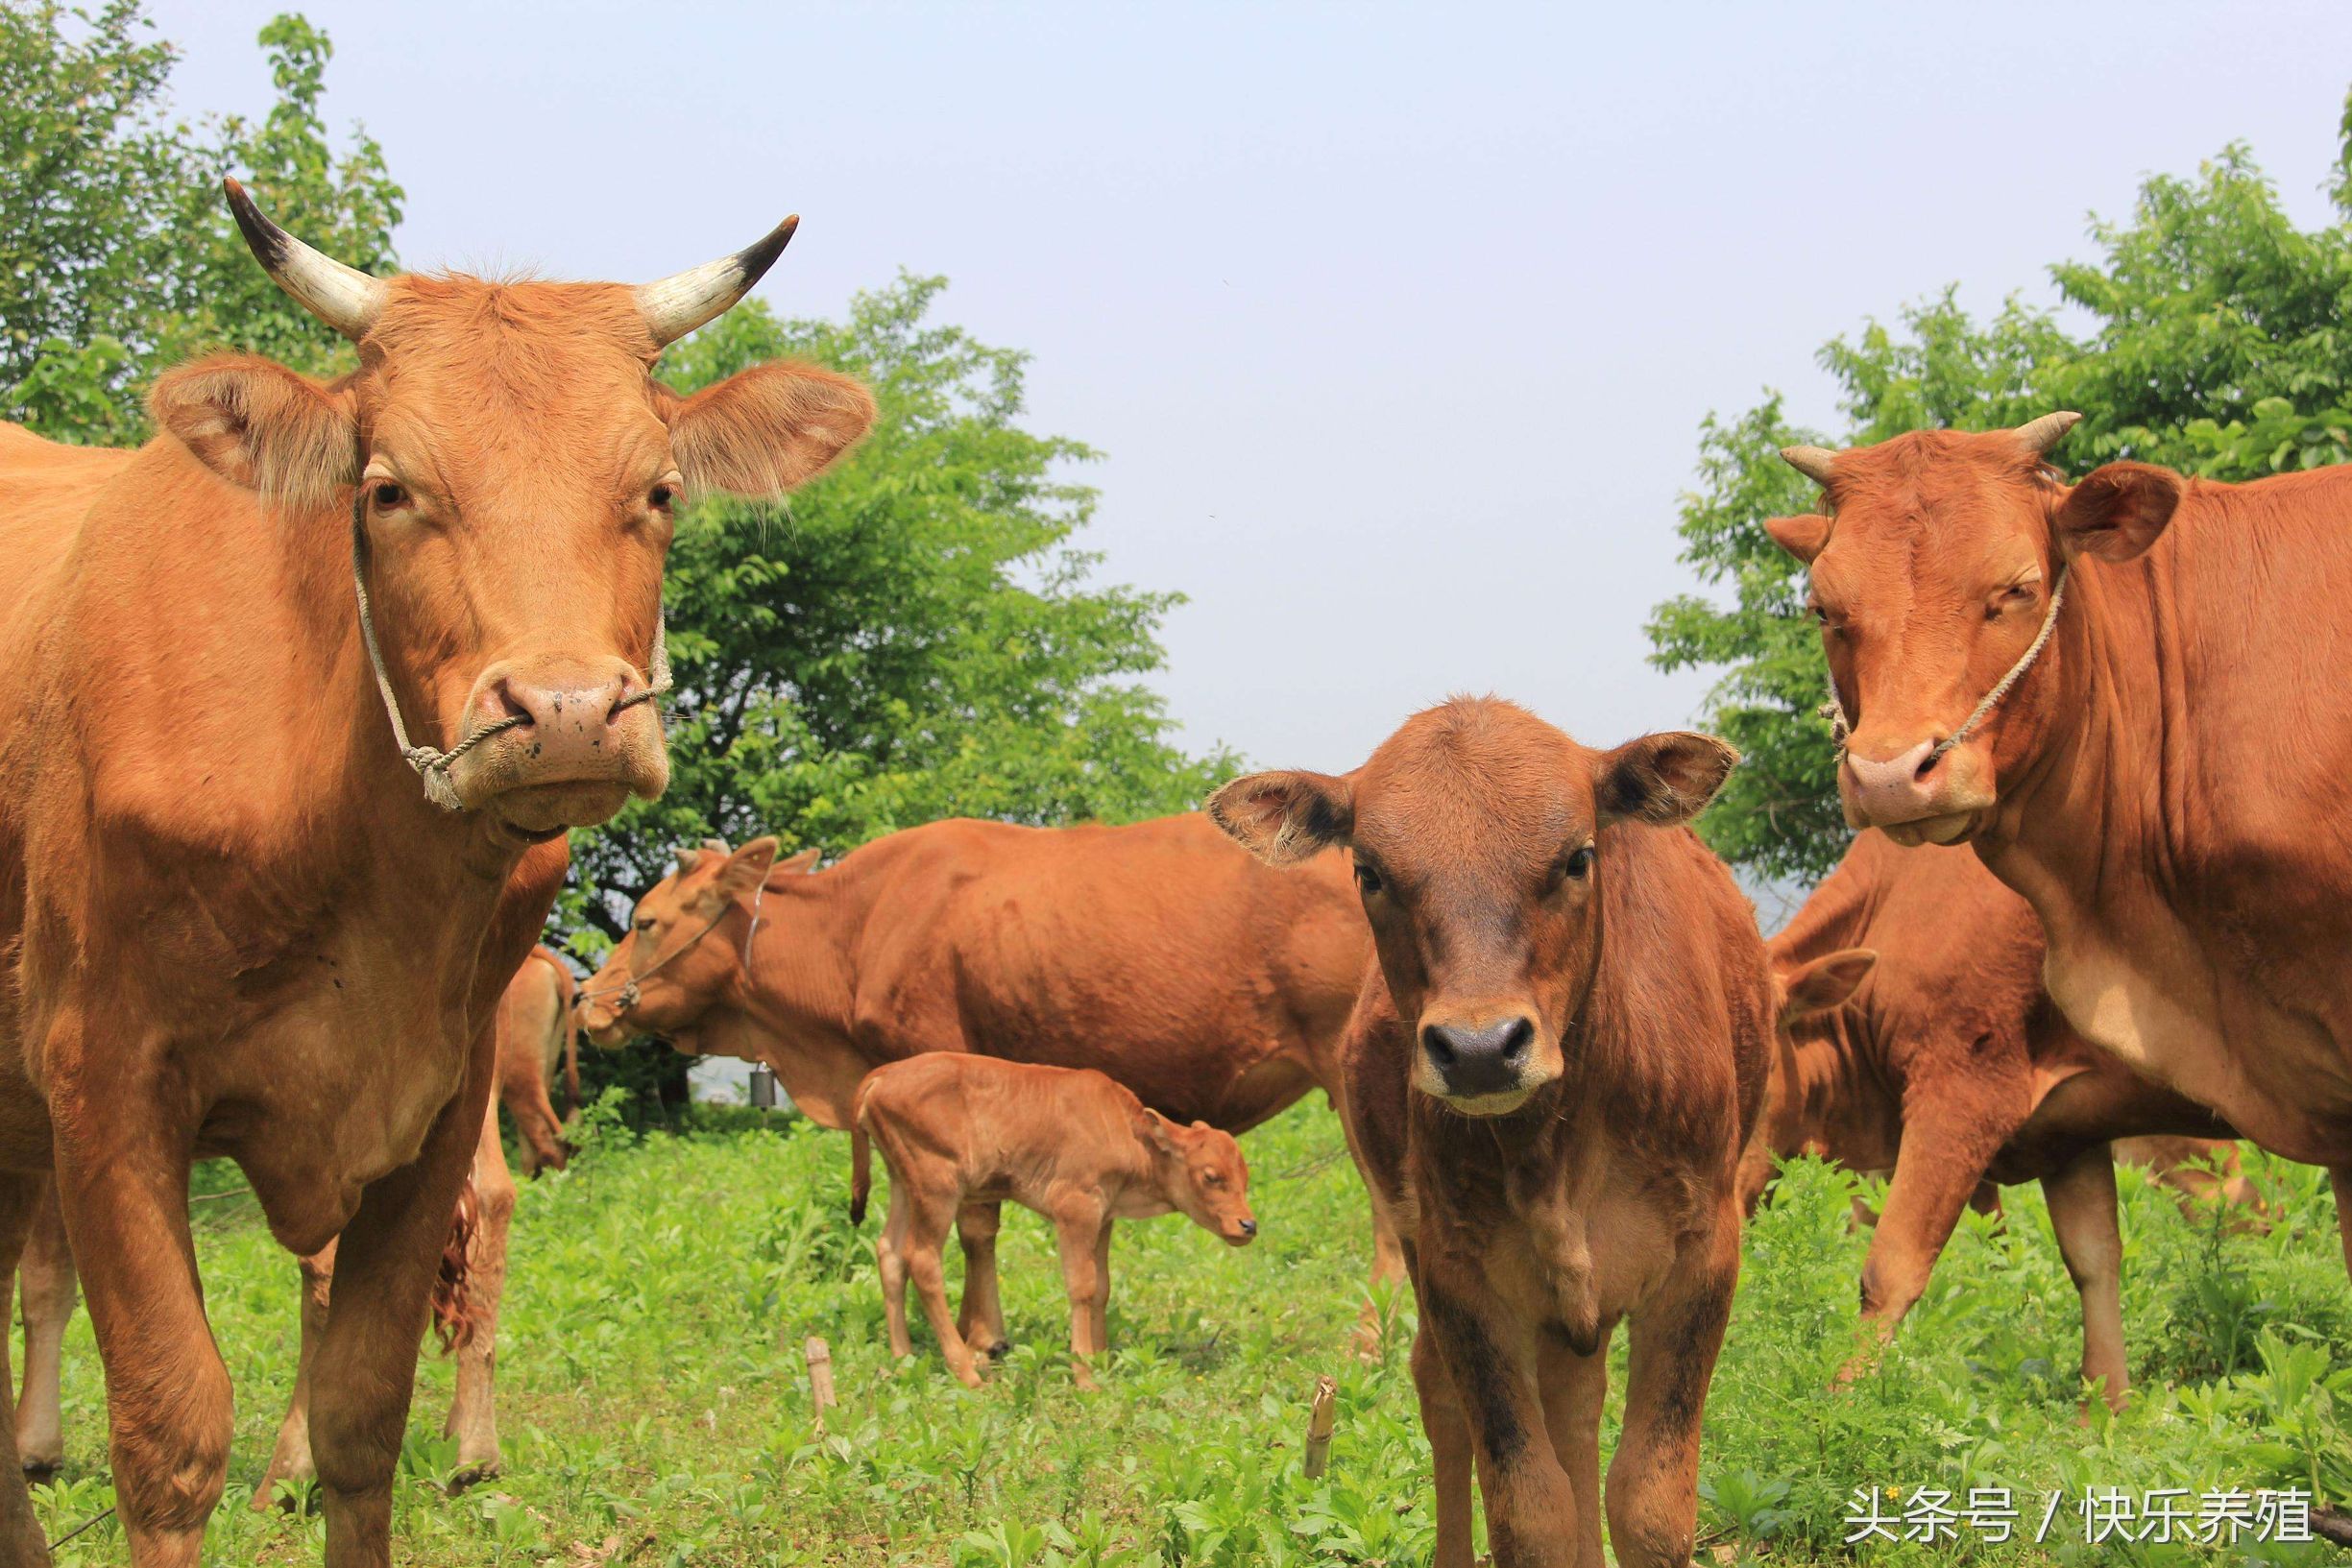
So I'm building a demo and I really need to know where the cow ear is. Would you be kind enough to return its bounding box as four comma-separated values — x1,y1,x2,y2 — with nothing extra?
1781,948,1876,1022
776,846,823,876
1132,1108,1178,1152
2054,463,2181,564
1763,513,1831,565
711,836,780,902
1596,732,1738,828
1205,769,1355,867
663,360,877,497
150,353,357,512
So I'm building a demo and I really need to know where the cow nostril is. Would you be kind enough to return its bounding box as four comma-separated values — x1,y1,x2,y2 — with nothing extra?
1239,1219,1257,1236
1913,748,1943,782
1498,1016,1534,1063
1418,1025,1456,1066
492,679,537,728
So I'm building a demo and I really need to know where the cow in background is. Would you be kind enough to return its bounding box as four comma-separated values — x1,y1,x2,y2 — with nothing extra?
497,947,581,1177
1212,697,1769,1568
1742,831,2245,1408
0,180,873,1565
576,815,1396,1349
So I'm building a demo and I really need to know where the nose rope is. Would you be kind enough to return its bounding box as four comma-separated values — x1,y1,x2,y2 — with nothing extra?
1820,565,2068,763
574,873,767,1018
350,491,673,809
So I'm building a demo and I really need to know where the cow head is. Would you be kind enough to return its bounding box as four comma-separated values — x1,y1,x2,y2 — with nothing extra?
1738,946,1876,1213
1767,415,2182,845
577,837,820,1046
1134,1109,1256,1245
151,181,876,839
1209,696,1737,1118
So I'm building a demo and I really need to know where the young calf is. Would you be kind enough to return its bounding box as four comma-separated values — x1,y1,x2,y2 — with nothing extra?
1212,697,1770,1568
849,1054,1256,1389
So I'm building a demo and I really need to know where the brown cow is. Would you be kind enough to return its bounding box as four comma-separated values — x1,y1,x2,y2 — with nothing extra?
0,181,872,1565
1768,419,2352,1266
847,1054,1255,1389
497,947,581,1177
575,814,1394,1348
1210,697,1769,1568
1741,831,2241,1408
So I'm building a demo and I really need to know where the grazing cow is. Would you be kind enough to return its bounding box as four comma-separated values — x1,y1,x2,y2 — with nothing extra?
575,814,1394,1348
12,950,574,1488
1741,831,2241,1408
1767,418,2352,1222
0,181,873,1565
847,1054,1256,1389
1210,697,1769,1568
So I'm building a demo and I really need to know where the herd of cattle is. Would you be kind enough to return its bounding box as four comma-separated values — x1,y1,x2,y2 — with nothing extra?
0,180,2344,1567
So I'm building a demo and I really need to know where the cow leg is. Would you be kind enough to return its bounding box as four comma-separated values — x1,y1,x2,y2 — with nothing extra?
15,1181,73,1478
1052,1203,1111,1391
2329,1167,2352,1286
953,1201,1008,1358
1538,1329,1611,1568
1336,1098,1409,1359
1420,1277,1574,1568
2043,1146,2129,1411
877,1184,913,1360
445,1099,512,1487
499,1076,566,1180
253,1242,335,1509
55,1119,227,1567
902,1196,982,1389
1409,1326,1476,1568
1605,1224,1737,1568
304,1053,494,1568
0,1173,54,1565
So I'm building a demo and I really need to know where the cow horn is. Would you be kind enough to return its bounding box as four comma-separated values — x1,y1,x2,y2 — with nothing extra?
2013,411,2082,456
222,179,386,341
1780,445,1841,487
673,848,699,873
635,215,800,348
701,837,730,855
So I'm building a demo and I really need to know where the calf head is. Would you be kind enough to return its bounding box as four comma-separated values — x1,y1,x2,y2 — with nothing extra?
153,181,876,838
1135,1110,1256,1245
1209,696,1737,1118
1739,947,1877,1212
1768,416,2182,845
577,837,821,1045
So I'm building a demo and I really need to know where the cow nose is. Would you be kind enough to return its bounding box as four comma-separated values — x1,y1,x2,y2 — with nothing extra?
1843,738,1944,825
1419,1016,1536,1097
492,661,641,738
1238,1218,1257,1238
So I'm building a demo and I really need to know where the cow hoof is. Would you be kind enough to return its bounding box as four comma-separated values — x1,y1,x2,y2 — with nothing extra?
447,1459,502,1495
982,1339,1012,1362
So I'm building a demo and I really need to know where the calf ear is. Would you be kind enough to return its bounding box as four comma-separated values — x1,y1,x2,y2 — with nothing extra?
1595,732,1739,828
1132,1108,1179,1152
1205,769,1355,867
2054,463,2181,564
664,361,878,497
150,353,357,512
1763,513,1831,565
776,846,823,875
711,836,781,902
1781,948,1876,1022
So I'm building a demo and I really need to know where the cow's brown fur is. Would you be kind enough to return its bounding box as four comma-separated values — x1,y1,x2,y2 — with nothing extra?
848,1054,1254,1389
496,947,579,1176
1739,832,2239,1408
1210,698,1770,1568
0,204,872,1564
577,814,1398,1344
1772,430,2352,1211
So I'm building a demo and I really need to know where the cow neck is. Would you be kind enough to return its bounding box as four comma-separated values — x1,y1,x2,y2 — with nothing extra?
725,862,871,1052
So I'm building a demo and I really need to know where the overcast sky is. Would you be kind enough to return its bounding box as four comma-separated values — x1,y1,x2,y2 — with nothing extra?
153,1,2352,774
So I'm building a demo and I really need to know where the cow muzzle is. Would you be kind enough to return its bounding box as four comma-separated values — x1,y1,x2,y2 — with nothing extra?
1838,736,1992,846
1414,1011,1554,1116
448,654,670,832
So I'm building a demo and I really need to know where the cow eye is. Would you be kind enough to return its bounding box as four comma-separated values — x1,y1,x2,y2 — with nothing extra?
1562,845,1596,880
649,481,678,512
1353,861,1384,896
1200,1170,1224,1188
370,480,407,511
1987,583,2037,621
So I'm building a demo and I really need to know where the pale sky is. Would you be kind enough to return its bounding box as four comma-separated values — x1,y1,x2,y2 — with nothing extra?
154,1,2352,774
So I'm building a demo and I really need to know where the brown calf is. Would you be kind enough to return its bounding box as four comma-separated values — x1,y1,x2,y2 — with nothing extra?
848,1054,1255,1390
1212,697,1769,1568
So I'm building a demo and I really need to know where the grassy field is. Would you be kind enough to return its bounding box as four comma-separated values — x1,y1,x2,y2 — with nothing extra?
24,1094,2352,1565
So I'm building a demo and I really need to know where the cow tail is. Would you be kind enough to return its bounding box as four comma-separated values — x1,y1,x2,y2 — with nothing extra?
849,1118,872,1226
430,1172,480,1353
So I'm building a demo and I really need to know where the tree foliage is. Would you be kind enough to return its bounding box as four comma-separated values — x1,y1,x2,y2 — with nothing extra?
1650,103,2352,881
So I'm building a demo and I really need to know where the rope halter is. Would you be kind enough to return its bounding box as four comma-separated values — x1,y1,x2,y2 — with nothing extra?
349,488,673,810
575,870,769,1021
1820,564,2069,761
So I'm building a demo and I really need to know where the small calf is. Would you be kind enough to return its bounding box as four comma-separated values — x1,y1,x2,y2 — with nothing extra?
849,1054,1256,1388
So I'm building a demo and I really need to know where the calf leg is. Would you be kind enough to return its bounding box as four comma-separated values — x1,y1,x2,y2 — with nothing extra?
1420,1274,1576,1568
953,1201,1008,1357
1409,1326,1476,1568
1052,1204,1110,1391
1088,1221,1113,1355
253,1242,335,1509
1538,1330,1611,1568
445,1098,513,1487
15,1181,73,1477
2043,1146,2129,1411
0,1173,55,1565
902,1196,982,1389
2330,1166,2352,1288
305,1053,494,1568
1606,1223,1738,1568
877,1185,913,1360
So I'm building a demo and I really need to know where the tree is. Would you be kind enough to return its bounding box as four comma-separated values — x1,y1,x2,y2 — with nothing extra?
562,274,1233,947
1648,100,2352,881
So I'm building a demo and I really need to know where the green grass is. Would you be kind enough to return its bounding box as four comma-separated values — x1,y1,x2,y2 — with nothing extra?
26,1096,2352,1565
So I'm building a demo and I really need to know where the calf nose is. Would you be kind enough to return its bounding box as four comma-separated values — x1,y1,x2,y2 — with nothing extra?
1419,1016,1536,1098
1238,1218,1257,1238
1842,738,1944,825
